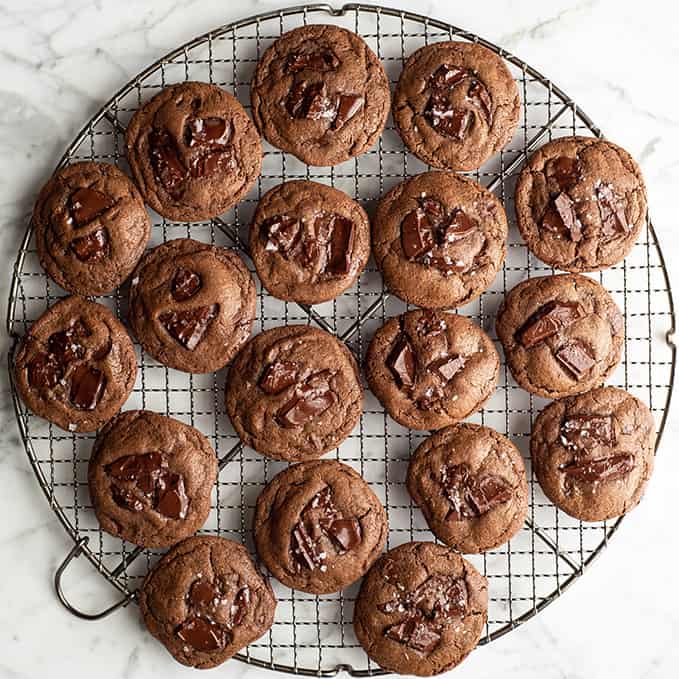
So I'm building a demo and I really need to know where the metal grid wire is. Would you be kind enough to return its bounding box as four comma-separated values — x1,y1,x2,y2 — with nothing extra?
5,3,677,676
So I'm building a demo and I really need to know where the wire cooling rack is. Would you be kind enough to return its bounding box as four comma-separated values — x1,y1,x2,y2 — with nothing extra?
6,3,677,676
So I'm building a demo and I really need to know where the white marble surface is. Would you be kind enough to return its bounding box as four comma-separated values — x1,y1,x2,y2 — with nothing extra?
1,0,678,677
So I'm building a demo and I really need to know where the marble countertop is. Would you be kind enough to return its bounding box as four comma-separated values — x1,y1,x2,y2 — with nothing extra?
1,1,678,678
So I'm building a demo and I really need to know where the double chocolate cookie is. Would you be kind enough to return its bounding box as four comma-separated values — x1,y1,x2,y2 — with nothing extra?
251,25,390,166
14,296,136,432
496,274,624,399
250,180,370,304
515,137,647,271
128,238,256,373
253,460,387,593
407,424,528,553
225,325,362,461
140,535,276,669
366,310,499,431
126,82,262,222
393,42,520,171
354,541,487,676
372,171,508,309
33,161,151,296
88,410,217,548
531,386,655,521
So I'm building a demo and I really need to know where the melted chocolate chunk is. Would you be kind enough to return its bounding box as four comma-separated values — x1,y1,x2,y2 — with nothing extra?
290,486,362,571
562,453,635,484
554,340,595,378
185,117,230,147
149,129,186,197
156,472,190,519
285,81,337,121
541,192,583,242
68,187,112,227
159,304,219,351
69,364,105,410
516,301,586,348
71,227,110,262
189,148,236,178
561,414,615,450
259,361,298,395
440,463,513,521
325,215,355,274
417,312,447,337
285,49,340,73
333,94,364,130
466,79,492,122
432,354,466,381
48,321,89,363
277,370,335,427
172,268,202,301
545,156,581,191
262,215,302,255
27,353,62,390
595,182,629,238
401,209,435,259
387,335,417,387
177,616,226,651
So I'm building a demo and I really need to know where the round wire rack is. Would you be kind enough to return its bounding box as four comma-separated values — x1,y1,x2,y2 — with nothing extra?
6,3,677,676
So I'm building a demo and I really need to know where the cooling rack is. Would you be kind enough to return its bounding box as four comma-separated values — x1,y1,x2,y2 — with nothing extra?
5,3,677,676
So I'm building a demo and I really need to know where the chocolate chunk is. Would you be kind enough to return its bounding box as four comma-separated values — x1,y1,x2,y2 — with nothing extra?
417,312,447,337
444,209,477,242
554,340,595,378
172,268,202,301
441,463,513,520
562,453,635,483
516,301,586,348
111,484,144,512
231,586,250,627
71,227,110,262
156,472,190,519
326,215,355,275
333,94,364,130
69,364,105,410
387,335,416,387
596,182,628,238
285,81,337,121
324,517,361,552
48,323,88,364
188,579,221,610
176,616,226,651
159,304,219,351
385,616,441,654
277,372,335,427
561,414,615,450
545,156,581,191
185,117,230,147
189,148,235,178
401,209,435,259
431,107,471,140
262,215,301,255
27,353,62,390
420,196,446,222
466,79,492,124
68,187,112,227
430,64,468,89
432,354,466,381
149,130,186,196
542,192,582,242
107,451,165,488
285,49,340,73
259,361,298,395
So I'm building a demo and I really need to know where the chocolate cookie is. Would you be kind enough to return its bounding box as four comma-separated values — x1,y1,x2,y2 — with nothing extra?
249,180,370,304
515,137,647,271
372,171,508,309
353,541,487,676
139,535,276,669
128,238,256,374
33,161,151,296
393,42,520,171
366,310,499,431
225,325,362,461
14,296,136,432
253,460,387,593
407,424,528,553
251,25,390,166
88,410,217,548
126,82,262,222
530,386,655,521
496,274,624,399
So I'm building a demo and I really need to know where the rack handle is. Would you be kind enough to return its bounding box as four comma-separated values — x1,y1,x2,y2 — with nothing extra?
54,537,136,620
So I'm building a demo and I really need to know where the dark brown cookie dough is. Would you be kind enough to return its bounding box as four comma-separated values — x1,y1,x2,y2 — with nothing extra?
253,460,387,593
88,410,217,548
366,310,499,431
354,541,487,676
249,180,370,304
33,161,151,296
225,325,363,461
515,136,647,272
372,171,508,309
126,81,262,222
139,535,276,669
407,424,528,553
393,42,520,171
14,296,137,433
128,238,256,374
251,25,390,166
496,274,624,399
530,386,655,521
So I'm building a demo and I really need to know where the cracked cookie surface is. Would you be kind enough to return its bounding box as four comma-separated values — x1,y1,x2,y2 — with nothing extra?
126,81,262,222
366,310,499,431
251,25,390,166
250,180,370,304
496,274,624,398
139,535,276,669
88,410,217,548
530,386,655,521
128,238,256,374
225,325,363,461
354,541,487,676
393,42,519,171
253,459,387,593
14,295,137,432
515,137,647,271
407,424,528,553
372,171,507,309
34,161,151,296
